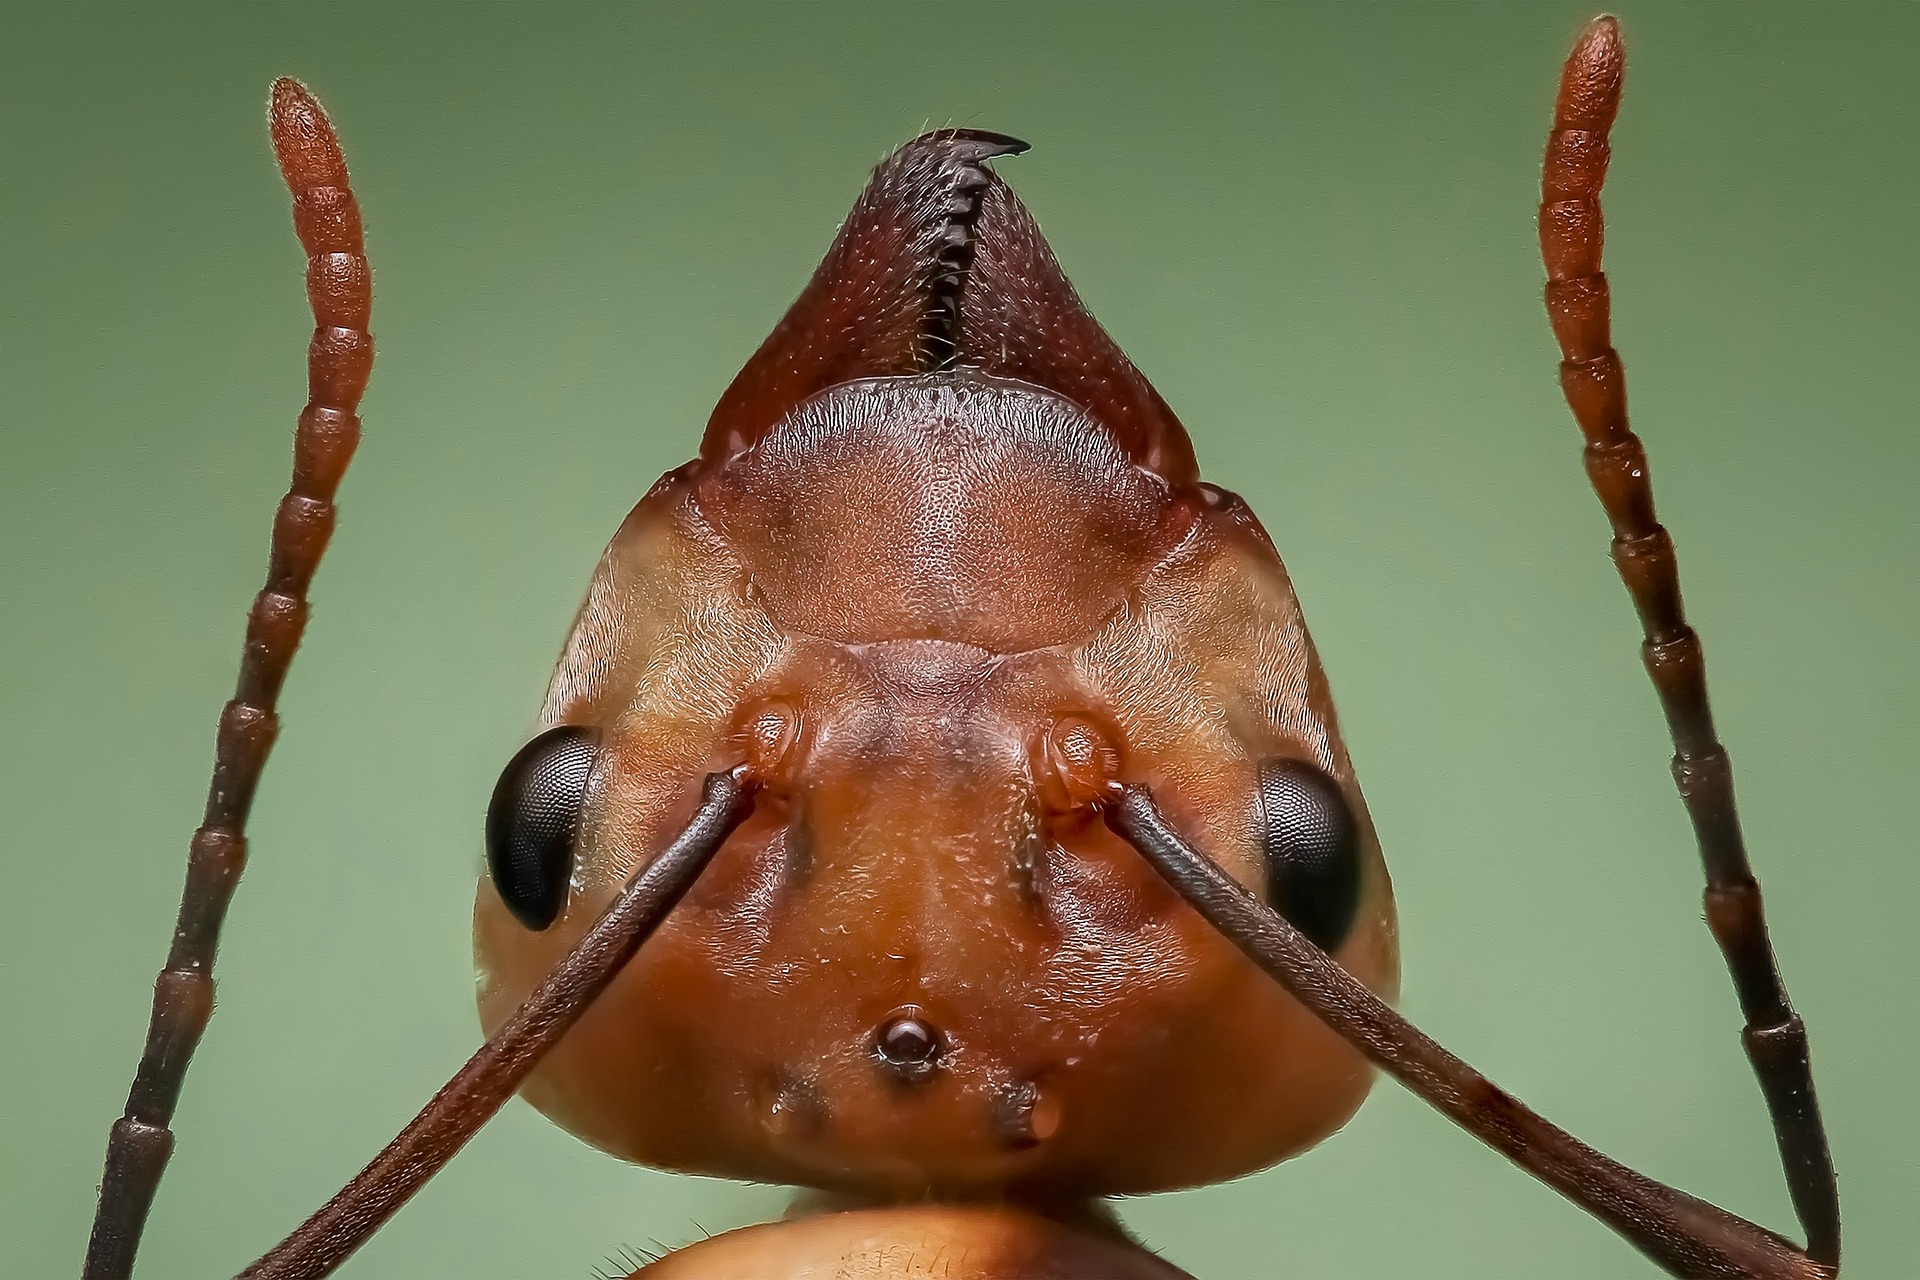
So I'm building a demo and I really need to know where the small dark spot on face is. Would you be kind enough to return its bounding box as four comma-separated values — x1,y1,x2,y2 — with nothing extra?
873,1007,942,1082
1012,824,1049,907
783,805,814,886
992,1077,1061,1147
993,1079,1041,1147
758,1070,826,1140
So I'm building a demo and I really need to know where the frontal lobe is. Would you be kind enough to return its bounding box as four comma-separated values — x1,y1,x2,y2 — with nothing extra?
695,375,1191,653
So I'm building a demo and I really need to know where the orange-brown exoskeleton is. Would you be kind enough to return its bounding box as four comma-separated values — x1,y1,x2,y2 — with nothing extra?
86,17,1840,1280
471,119,1400,1207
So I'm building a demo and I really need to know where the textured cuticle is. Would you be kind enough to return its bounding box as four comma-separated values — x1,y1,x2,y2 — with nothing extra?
1040,716,1122,815
739,699,804,785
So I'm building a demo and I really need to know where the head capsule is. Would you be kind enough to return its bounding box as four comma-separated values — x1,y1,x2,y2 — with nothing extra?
474,131,1398,1201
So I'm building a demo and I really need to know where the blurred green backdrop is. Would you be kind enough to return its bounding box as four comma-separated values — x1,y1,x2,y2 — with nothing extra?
3,3,1913,1277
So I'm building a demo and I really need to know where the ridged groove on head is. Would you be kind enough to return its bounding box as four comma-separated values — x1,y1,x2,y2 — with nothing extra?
919,131,1030,371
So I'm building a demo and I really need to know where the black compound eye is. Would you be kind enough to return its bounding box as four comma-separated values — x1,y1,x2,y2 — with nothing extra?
1256,758,1363,954
485,725,598,930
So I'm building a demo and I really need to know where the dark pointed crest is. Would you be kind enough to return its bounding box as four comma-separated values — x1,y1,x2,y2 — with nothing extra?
701,130,1199,484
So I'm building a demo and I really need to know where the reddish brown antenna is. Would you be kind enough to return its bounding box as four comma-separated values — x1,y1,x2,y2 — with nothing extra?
1104,17,1839,1279
1538,14,1840,1264
82,79,374,1280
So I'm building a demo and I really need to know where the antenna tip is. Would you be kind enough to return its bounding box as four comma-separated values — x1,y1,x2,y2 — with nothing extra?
267,77,348,192
1557,14,1625,132
1576,14,1623,60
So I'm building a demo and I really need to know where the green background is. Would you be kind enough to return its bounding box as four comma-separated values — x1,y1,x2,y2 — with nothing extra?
4,3,1913,1277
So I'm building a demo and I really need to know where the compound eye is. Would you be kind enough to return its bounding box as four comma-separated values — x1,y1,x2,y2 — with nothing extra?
1256,758,1363,954
485,725,598,930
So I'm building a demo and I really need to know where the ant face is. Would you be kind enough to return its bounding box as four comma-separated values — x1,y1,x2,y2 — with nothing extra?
474,139,1400,1196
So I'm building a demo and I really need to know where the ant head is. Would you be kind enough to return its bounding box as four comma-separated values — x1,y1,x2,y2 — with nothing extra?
472,133,1398,1199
